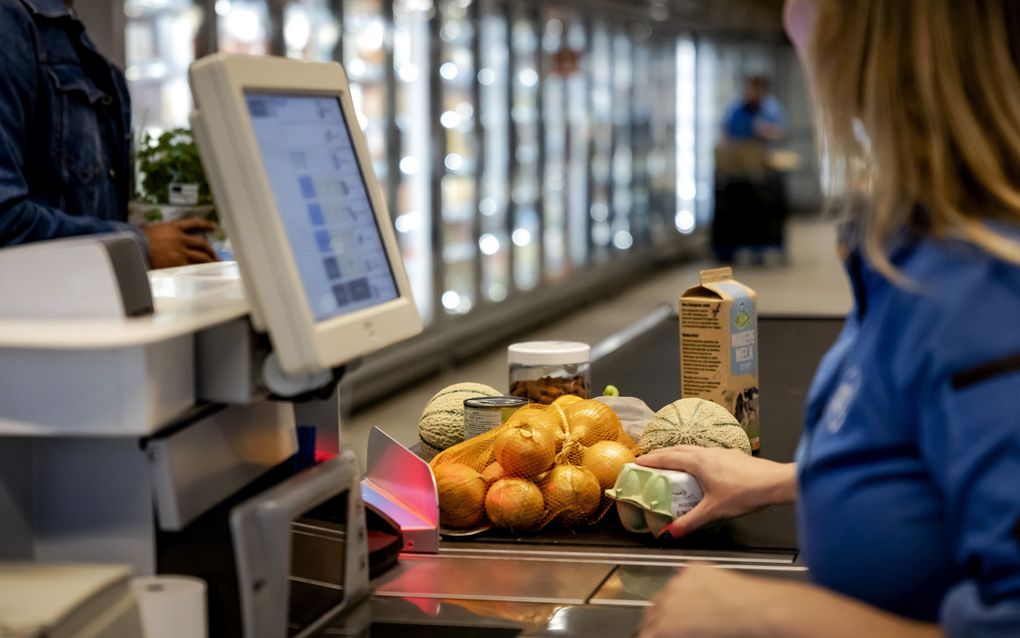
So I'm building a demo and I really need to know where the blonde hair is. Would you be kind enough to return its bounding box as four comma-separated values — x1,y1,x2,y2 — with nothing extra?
806,1,1020,277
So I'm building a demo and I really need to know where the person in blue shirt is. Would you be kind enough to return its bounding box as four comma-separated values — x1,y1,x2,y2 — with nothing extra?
0,0,216,268
722,75,786,144
639,1,1020,637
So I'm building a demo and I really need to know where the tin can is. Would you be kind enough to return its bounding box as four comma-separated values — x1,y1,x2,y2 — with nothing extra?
463,396,529,439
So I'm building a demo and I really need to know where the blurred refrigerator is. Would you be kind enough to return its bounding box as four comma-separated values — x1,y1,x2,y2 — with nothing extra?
124,0,205,135
122,0,702,336
436,0,480,315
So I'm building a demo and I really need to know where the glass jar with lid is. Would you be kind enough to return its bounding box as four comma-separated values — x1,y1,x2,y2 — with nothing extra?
507,341,591,404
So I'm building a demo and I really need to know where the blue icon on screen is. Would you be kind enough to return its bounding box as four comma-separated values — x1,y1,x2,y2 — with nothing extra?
299,176,316,198
348,278,371,302
332,283,349,307
307,203,325,225
315,230,332,253
323,257,341,279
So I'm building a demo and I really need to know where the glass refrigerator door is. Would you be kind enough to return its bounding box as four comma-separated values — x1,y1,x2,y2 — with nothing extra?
510,9,541,292
540,11,567,282
610,30,633,255
216,0,271,55
437,0,479,316
478,0,511,304
629,35,653,248
342,0,391,198
394,0,434,322
648,38,677,242
675,36,697,235
695,39,718,225
124,0,204,135
588,21,613,264
281,0,341,61
564,19,589,270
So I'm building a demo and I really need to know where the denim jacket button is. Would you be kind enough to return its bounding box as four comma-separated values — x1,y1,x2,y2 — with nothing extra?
108,168,116,178
99,95,113,106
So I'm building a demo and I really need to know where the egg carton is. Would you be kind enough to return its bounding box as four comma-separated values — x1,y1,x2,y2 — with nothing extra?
605,463,704,536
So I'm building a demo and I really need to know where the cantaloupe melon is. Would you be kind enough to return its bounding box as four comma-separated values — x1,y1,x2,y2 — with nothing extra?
419,382,502,459
638,398,751,455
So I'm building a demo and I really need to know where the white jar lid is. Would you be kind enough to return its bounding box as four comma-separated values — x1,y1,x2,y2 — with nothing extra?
507,341,591,366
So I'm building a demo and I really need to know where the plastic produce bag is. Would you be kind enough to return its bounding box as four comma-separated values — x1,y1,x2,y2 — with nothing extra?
594,396,656,442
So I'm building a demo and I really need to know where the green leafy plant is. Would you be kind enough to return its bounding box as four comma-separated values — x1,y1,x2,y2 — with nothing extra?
136,128,214,207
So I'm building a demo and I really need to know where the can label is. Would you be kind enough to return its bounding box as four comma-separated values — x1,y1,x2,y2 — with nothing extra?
463,397,528,440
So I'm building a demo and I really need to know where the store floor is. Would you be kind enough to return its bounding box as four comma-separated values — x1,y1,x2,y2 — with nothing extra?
341,217,852,468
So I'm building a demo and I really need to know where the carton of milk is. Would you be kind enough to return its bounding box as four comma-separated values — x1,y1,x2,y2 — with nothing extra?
679,267,760,453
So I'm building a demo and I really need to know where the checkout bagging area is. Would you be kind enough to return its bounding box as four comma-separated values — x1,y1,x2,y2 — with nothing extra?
0,54,841,638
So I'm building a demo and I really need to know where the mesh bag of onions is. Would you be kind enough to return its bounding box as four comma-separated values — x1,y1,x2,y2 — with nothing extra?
429,397,639,532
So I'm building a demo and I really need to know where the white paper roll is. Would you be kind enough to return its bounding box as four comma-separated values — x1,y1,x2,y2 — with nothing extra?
130,575,207,638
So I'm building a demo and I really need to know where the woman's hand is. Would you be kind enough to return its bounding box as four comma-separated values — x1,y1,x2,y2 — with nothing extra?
636,446,797,538
639,565,780,638
143,217,218,269
638,565,943,638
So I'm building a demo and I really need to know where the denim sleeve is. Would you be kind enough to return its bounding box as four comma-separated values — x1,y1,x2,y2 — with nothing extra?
921,363,1020,637
0,1,146,256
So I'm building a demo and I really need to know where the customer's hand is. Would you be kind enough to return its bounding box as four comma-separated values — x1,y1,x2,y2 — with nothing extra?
143,218,218,269
636,446,797,538
639,565,782,638
640,564,943,638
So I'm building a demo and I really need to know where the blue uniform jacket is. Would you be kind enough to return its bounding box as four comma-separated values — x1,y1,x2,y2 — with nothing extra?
798,231,1020,636
0,0,143,252
723,96,785,142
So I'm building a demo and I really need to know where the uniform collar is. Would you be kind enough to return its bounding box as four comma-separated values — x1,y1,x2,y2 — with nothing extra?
19,0,73,19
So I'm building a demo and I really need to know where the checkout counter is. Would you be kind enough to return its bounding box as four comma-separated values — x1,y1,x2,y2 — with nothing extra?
0,52,845,638
294,311,844,637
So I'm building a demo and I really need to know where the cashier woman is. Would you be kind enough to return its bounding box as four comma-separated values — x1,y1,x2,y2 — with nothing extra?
0,0,216,268
639,1,1020,637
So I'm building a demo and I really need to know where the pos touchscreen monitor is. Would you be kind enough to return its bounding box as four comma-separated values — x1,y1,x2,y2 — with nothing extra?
188,54,422,375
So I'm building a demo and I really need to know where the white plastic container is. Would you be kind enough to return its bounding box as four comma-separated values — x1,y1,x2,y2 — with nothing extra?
507,341,591,404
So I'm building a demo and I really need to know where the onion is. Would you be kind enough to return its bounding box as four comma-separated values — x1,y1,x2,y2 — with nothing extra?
507,408,564,452
540,465,601,526
434,462,488,529
582,440,635,490
481,461,505,483
566,400,622,446
485,478,545,530
492,423,556,478
551,395,584,409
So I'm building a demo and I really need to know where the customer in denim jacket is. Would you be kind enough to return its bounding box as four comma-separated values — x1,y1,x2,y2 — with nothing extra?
0,0,217,268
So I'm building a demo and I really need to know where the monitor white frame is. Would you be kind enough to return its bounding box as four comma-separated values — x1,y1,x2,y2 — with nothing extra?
189,54,422,376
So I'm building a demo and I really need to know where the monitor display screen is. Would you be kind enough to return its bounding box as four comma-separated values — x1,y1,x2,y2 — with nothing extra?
244,92,399,322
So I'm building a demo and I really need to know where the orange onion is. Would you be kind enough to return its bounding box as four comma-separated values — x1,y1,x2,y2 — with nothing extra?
481,461,505,483
551,394,585,409
582,440,635,490
540,465,602,526
485,478,545,530
566,400,622,446
507,408,565,452
492,423,556,478
434,462,488,529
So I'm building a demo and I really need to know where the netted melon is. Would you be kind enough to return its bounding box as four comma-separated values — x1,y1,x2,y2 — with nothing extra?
419,382,502,459
638,398,751,456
